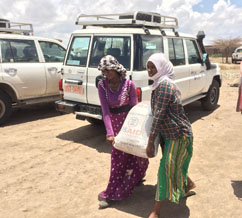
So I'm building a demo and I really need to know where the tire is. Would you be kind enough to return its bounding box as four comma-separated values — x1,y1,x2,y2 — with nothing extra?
0,90,12,125
201,80,220,111
86,117,103,125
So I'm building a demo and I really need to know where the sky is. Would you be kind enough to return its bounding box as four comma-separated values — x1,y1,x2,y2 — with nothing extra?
0,0,242,46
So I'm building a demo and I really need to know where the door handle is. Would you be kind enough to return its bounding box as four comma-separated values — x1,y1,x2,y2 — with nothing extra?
65,79,83,85
77,69,85,74
47,67,58,73
4,68,17,76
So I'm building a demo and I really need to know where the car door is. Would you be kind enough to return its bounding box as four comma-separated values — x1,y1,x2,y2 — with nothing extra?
0,38,46,99
132,34,164,101
87,35,132,105
0,42,3,78
167,37,190,100
38,40,66,95
185,39,206,98
62,35,91,103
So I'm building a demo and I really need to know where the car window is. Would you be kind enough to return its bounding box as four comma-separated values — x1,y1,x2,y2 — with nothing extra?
66,36,90,66
185,39,201,64
39,41,66,62
89,36,131,70
0,39,12,62
141,35,163,69
168,38,185,66
1,39,39,63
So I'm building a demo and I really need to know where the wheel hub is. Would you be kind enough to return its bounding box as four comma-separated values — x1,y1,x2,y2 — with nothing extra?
0,99,6,118
210,88,217,104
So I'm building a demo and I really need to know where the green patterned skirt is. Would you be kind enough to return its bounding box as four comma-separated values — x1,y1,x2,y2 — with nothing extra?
155,136,193,203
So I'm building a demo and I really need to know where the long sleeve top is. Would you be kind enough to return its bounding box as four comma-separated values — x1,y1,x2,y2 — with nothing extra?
240,61,242,77
98,78,138,137
150,79,192,140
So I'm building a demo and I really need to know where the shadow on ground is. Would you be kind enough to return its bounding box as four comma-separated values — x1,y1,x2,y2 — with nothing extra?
110,184,190,218
57,122,110,153
1,102,62,127
57,101,220,154
184,101,220,124
231,180,242,201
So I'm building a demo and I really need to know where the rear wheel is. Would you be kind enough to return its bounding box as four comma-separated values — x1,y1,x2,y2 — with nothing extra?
201,80,220,111
0,90,12,125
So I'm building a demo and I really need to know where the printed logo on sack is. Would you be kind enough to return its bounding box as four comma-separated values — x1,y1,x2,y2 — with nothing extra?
121,127,142,136
122,117,142,136
128,117,138,127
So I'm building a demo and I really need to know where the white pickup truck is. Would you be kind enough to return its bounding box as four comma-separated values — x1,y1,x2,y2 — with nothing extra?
55,11,222,124
0,19,66,124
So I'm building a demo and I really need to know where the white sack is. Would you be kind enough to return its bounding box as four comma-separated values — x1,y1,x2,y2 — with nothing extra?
114,101,159,158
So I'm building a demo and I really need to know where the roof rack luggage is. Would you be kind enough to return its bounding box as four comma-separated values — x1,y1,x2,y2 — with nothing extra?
0,19,33,35
75,11,178,30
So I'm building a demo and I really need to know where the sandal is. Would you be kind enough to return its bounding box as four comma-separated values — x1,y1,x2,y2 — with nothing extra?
184,190,196,198
99,200,111,209
98,192,112,209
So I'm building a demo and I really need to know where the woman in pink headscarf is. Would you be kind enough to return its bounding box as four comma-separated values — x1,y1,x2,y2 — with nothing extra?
236,61,242,113
97,55,149,209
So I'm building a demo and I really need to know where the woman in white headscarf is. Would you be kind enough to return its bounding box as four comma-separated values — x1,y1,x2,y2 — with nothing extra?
146,53,195,218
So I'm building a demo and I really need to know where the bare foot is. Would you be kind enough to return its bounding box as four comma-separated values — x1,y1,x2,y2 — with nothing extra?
148,211,160,218
186,176,196,193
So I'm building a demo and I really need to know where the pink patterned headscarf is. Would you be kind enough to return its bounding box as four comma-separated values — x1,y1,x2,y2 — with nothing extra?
98,55,126,78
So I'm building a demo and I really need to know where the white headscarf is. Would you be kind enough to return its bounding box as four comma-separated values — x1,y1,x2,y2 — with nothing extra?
147,53,181,96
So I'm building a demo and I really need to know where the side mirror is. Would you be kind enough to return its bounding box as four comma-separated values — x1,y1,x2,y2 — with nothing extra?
202,53,207,63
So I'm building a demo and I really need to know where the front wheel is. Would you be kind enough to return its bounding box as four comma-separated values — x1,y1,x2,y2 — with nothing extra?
201,80,220,111
0,90,12,125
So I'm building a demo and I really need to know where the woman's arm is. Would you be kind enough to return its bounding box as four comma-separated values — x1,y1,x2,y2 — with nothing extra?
129,81,138,106
240,61,242,77
98,82,114,137
147,82,173,157
150,81,173,138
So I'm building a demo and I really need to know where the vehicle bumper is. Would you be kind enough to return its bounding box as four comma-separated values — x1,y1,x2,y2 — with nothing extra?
55,99,103,119
232,56,242,61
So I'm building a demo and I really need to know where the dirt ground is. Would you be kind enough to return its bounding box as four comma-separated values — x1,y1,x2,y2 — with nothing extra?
0,59,242,218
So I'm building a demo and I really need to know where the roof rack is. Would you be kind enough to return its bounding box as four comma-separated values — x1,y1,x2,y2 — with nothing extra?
75,11,178,30
0,19,33,35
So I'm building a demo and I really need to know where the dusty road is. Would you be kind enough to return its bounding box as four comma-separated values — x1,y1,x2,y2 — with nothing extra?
0,63,242,218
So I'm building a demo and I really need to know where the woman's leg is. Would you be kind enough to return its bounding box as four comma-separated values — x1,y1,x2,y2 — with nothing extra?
99,147,129,201
125,155,149,186
148,201,162,218
155,137,194,202
162,134,195,195
186,176,196,192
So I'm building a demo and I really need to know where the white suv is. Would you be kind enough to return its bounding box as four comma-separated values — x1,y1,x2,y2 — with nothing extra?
55,12,221,124
232,46,242,64
0,19,66,124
